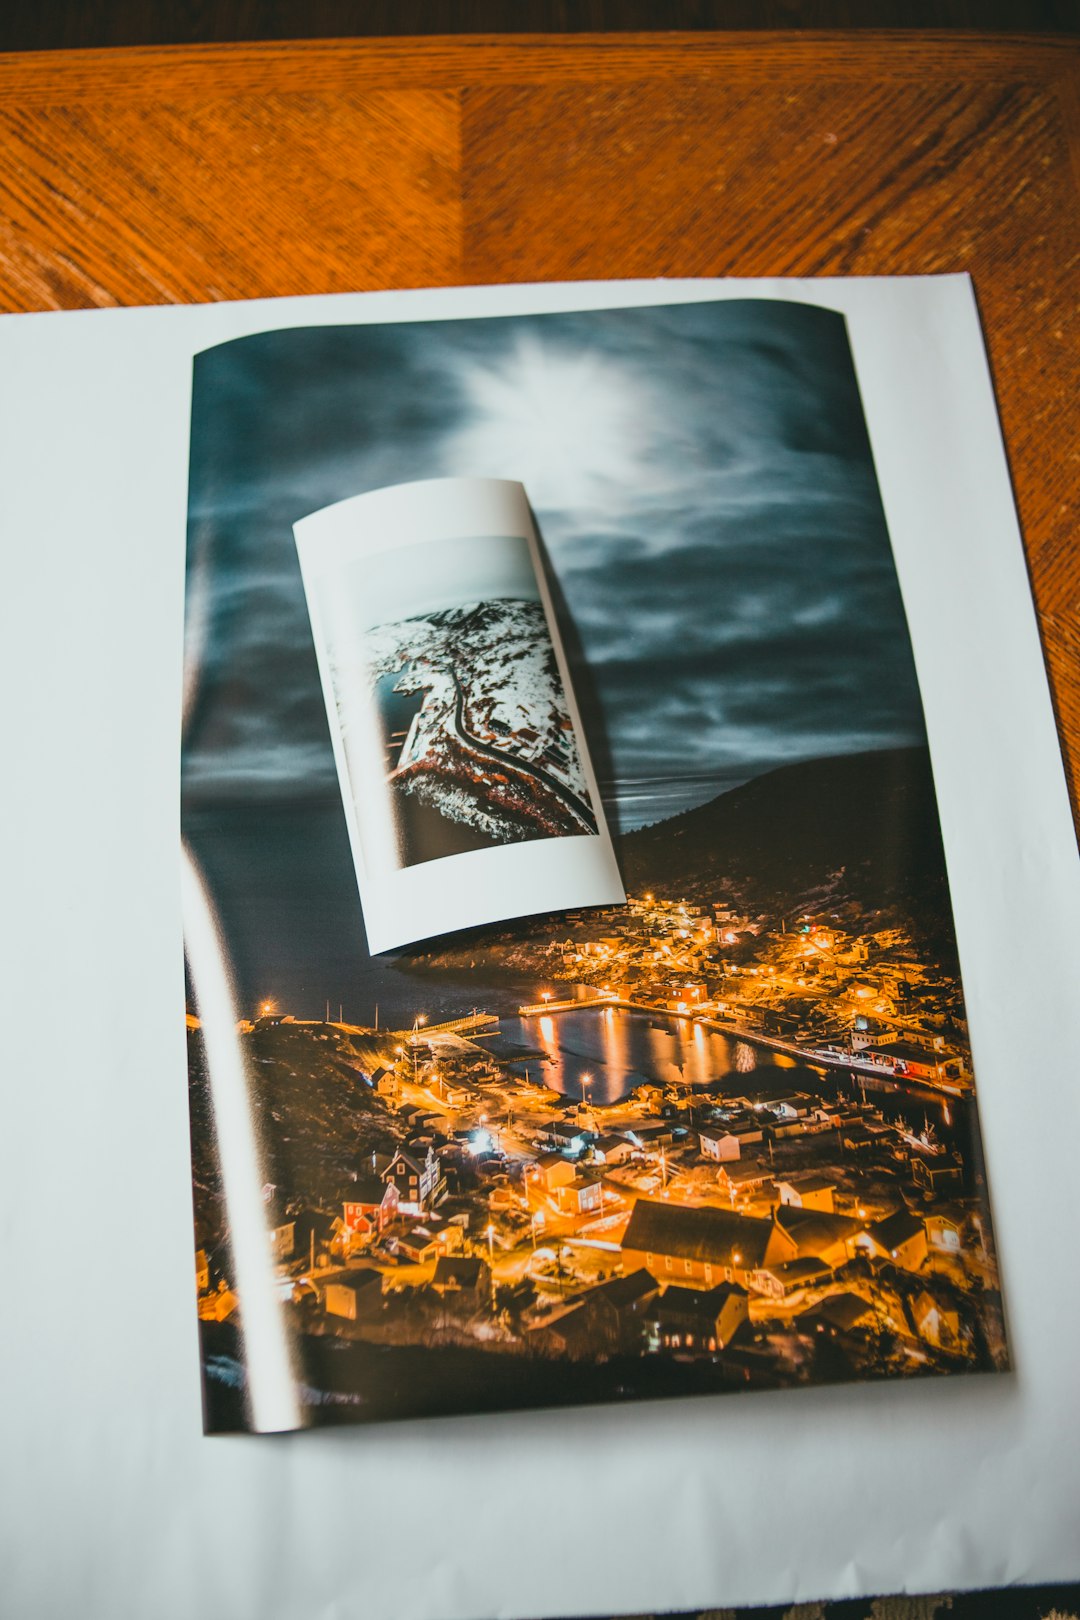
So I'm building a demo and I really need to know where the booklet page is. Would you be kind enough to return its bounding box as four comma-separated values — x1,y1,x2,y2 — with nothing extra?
181,294,1008,1437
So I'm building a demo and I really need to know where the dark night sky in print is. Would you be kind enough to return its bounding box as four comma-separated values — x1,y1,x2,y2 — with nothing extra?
183,298,926,837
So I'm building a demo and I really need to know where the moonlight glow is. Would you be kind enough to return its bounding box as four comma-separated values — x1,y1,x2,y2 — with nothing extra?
443,336,649,510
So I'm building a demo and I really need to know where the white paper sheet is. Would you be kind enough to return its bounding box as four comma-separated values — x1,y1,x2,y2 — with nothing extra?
3,275,1079,1620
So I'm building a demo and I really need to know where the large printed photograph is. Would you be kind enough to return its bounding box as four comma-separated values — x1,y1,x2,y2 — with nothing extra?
181,298,1007,1433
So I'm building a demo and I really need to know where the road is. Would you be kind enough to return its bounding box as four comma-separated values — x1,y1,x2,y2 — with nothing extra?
450,675,597,835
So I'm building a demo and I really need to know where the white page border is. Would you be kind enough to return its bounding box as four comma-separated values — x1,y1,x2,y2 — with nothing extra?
2,276,1078,1620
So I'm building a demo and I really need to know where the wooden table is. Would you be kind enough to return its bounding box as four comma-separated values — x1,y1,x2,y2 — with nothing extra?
1,31,1077,813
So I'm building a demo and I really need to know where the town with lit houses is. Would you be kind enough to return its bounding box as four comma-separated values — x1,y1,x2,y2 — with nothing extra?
191,887,1006,1416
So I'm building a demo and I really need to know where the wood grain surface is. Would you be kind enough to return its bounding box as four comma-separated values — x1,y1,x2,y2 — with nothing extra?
0,33,1077,820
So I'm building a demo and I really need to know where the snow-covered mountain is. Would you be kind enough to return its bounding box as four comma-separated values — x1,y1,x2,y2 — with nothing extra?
365,597,595,846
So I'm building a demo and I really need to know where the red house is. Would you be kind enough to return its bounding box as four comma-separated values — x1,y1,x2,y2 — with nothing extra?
342,1175,399,1236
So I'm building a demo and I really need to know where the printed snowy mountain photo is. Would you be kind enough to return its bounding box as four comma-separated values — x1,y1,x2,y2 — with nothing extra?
359,547,597,869
293,485,624,953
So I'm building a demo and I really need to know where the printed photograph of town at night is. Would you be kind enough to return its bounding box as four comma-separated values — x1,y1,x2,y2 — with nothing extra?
181,299,1007,1432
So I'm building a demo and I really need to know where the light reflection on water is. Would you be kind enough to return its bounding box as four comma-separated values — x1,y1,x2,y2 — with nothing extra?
495,1006,966,1148
498,1006,779,1104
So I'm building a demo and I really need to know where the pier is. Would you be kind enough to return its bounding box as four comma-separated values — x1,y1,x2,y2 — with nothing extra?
401,1012,500,1038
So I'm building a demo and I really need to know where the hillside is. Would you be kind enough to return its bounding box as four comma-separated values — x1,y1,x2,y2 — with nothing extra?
406,746,963,979
187,1022,404,1247
617,746,954,926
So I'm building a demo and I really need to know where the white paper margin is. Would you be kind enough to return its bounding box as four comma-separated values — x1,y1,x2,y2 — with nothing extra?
2,275,1079,1620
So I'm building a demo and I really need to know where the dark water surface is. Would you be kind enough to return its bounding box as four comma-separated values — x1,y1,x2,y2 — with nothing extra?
376,670,424,771
498,1007,776,1104
494,1006,965,1145
183,801,507,1023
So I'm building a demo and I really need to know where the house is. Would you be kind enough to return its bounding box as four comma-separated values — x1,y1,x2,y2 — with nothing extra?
405,1130,444,1160
342,1175,400,1237
324,1268,385,1321
525,1302,594,1359
698,1125,763,1162
530,1270,661,1360
620,1198,773,1288
912,1288,962,1350
529,1153,577,1193
543,1120,591,1156
666,980,707,1009
372,1067,396,1098
195,1249,209,1293
850,1022,899,1052
769,1116,812,1141
395,1103,432,1131
198,1283,238,1322
912,1156,965,1198
868,1041,950,1081
431,1256,490,1299
840,1120,892,1156
716,1161,776,1199
775,1173,837,1214
573,1270,660,1352
925,1208,965,1255
429,1074,472,1108
633,1122,678,1147
762,1095,811,1120
798,1291,875,1336
648,1281,749,1353
394,1227,440,1266
552,1174,606,1217
432,1223,464,1257
591,1134,637,1166
861,1209,928,1271
765,1205,865,1269
750,1256,833,1300
383,1146,444,1214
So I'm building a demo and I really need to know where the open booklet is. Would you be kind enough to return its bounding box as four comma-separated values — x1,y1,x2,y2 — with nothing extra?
182,289,1009,1434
